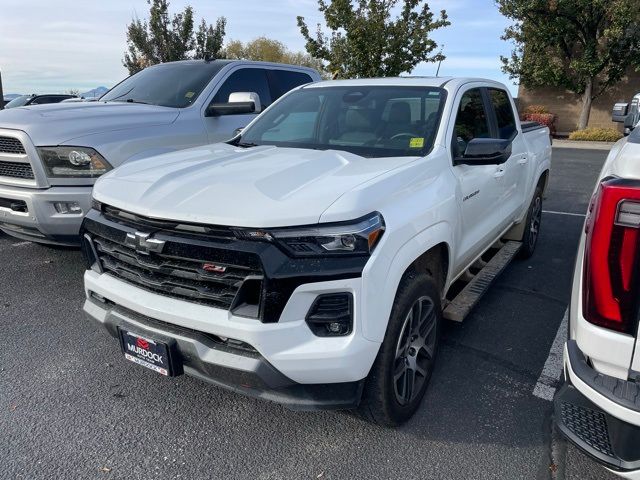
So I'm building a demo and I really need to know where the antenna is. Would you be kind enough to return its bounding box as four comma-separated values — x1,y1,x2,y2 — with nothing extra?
435,44,445,77
0,71,4,110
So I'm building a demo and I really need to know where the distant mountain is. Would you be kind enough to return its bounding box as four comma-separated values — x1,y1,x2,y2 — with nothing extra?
80,86,109,98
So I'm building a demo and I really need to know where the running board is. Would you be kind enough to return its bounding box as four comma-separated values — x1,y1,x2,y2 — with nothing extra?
443,241,522,322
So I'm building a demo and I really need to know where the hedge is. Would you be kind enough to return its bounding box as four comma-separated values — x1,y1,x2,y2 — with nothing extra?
568,128,623,142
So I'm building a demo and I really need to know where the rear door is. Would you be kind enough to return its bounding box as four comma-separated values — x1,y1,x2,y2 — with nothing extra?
486,87,530,222
450,86,507,270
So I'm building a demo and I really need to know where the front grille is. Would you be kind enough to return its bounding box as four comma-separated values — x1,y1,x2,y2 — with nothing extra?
0,160,34,179
560,402,614,457
0,136,26,155
88,209,264,312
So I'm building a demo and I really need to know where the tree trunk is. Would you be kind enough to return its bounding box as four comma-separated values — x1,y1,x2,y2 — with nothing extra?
577,78,594,130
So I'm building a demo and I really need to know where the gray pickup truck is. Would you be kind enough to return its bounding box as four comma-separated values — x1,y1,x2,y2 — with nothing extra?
0,59,320,245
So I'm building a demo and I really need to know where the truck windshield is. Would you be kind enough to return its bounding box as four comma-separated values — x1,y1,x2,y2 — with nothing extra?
101,62,225,108
237,86,446,158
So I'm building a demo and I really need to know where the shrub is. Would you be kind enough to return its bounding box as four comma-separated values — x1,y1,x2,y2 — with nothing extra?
522,112,557,136
523,104,549,115
568,128,623,142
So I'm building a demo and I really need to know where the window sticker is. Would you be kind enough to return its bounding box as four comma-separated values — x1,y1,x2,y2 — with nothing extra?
185,91,195,98
409,137,425,148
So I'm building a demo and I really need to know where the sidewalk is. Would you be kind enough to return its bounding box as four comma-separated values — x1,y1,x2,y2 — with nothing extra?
552,139,616,151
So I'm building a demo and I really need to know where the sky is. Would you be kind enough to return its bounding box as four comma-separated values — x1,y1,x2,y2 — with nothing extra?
0,0,519,95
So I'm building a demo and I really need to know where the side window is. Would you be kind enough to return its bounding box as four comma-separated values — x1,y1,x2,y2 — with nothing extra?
488,88,517,140
272,70,313,100
212,68,273,109
452,88,491,157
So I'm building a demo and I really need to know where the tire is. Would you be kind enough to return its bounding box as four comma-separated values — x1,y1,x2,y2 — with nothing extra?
519,185,543,259
358,273,441,426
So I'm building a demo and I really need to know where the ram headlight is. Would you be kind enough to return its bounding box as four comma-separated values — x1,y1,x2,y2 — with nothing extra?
236,212,385,256
38,146,112,178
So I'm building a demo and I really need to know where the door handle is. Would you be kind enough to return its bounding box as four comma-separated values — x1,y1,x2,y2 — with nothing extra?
493,168,505,178
517,156,528,165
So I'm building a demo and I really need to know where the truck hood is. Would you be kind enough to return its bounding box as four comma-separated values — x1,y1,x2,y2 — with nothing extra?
0,102,179,145
93,143,418,227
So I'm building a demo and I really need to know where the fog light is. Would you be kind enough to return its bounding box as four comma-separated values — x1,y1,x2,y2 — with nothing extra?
54,201,82,214
305,293,353,337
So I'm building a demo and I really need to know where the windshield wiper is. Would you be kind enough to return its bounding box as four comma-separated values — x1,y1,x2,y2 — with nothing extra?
232,140,260,148
124,98,151,105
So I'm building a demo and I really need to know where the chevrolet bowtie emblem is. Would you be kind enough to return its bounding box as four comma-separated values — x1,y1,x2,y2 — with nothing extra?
124,232,165,255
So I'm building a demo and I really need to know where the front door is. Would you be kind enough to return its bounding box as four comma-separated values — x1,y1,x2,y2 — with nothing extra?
203,68,273,143
450,87,507,271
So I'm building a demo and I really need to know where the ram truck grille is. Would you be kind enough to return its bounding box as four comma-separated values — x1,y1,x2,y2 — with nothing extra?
0,136,27,155
0,160,34,179
87,211,264,313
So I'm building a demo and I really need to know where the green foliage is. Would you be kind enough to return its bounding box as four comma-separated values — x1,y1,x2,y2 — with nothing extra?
123,0,226,74
523,104,549,115
297,0,449,79
568,127,623,142
224,37,326,75
497,0,640,128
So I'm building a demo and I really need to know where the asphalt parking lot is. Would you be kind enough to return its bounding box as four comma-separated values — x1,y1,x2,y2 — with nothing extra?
0,147,617,480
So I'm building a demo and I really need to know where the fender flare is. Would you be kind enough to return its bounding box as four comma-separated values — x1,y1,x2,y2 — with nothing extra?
361,221,453,342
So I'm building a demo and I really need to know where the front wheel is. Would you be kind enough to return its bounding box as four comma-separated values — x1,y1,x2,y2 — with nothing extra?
358,273,441,426
519,186,543,259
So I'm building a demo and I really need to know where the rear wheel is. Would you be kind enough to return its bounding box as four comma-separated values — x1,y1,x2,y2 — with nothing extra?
358,273,441,426
519,185,543,259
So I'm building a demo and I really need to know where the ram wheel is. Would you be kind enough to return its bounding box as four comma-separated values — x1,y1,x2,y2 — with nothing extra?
358,273,441,426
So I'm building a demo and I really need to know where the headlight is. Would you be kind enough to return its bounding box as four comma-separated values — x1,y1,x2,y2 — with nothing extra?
235,212,385,256
37,146,112,178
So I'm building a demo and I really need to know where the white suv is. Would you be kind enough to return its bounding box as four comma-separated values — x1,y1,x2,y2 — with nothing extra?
555,129,640,477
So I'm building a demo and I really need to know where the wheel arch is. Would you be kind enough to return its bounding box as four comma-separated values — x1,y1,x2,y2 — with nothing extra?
362,221,453,343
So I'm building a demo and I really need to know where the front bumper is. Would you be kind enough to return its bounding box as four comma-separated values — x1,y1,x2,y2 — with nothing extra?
84,269,381,408
0,183,91,245
85,295,364,410
555,340,640,476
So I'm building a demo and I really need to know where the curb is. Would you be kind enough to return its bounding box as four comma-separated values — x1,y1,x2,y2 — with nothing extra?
552,140,616,151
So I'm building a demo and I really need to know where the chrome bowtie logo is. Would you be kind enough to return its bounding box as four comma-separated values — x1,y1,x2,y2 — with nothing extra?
124,231,165,254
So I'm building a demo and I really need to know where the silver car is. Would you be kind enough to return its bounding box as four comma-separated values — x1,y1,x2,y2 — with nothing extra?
0,59,320,245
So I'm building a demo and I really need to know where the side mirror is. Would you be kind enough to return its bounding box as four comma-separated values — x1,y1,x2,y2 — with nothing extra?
206,92,261,117
455,138,512,166
612,102,630,123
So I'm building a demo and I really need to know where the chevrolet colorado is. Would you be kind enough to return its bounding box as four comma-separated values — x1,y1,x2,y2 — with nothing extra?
81,77,551,425
554,128,640,477
0,60,319,245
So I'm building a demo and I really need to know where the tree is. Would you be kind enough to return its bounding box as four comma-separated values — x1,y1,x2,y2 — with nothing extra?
65,89,80,96
123,0,226,74
297,0,449,79
497,0,640,129
224,37,326,74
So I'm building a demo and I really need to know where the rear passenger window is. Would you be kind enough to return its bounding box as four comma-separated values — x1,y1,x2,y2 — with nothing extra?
213,68,273,109
272,70,313,99
452,89,491,157
488,88,517,140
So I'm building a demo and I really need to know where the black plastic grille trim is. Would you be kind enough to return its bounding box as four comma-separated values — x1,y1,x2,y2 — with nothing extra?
0,137,26,155
90,228,263,310
0,160,34,179
561,402,614,457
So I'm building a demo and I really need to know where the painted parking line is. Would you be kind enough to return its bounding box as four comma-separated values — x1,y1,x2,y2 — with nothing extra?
12,241,32,247
533,309,568,401
542,210,586,217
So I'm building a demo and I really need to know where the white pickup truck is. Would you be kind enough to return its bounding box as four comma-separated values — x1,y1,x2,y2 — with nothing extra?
554,129,640,477
0,60,319,245
80,77,551,425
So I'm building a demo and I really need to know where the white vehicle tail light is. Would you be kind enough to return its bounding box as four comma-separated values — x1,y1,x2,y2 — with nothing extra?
583,178,640,335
